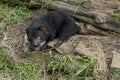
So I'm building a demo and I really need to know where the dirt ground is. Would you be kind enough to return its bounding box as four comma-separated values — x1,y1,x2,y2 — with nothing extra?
0,1,120,79
0,8,119,66
0,9,46,63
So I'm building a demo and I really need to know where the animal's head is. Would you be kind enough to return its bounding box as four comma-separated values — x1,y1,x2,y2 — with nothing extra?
26,23,48,47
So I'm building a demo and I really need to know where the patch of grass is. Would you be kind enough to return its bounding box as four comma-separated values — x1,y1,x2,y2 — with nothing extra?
110,69,120,80
0,2,31,26
14,64,38,80
47,55,73,75
0,49,100,80
46,55,97,80
0,26,6,39
0,49,39,80
0,27,5,35
0,49,15,78
111,13,120,24
40,0,53,9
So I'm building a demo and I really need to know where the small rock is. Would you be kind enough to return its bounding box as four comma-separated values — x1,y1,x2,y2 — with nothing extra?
55,42,75,55
107,3,118,9
113,9,120,13
53,54,62,61
24,47,33,54
0,77,8,80
94,13,107,23
81,1,95,11
111,53,120,68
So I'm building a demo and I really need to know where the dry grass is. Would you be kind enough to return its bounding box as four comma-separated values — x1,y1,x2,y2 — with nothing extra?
0,0,120,80
92,40,108,80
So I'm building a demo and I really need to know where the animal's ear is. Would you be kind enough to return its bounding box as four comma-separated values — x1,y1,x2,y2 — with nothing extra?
39,24,49,34
39,24,46,30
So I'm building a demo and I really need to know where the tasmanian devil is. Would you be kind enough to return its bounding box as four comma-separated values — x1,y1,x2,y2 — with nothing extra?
26,11,105,50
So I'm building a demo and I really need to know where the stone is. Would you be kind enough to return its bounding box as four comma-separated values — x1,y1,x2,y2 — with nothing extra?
111,53,120,68
48,40,75,55
94,13,107,23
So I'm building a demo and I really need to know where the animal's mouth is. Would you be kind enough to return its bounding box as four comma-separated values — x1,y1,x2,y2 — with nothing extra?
32,41,46,51
24,34,46,51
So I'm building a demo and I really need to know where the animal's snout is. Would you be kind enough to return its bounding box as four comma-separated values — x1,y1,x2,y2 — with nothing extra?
33,39,40,47
33,43,39,47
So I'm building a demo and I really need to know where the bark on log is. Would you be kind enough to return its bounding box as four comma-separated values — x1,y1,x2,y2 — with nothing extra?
1,0,120,33
48,1,120,33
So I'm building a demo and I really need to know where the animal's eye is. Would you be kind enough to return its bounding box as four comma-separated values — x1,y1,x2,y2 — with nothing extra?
35,31,40,38
35,34,39,38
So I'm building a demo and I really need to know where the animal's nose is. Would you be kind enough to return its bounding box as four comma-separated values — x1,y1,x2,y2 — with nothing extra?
33,41,39,47
32,39,40,47
33,44,39,47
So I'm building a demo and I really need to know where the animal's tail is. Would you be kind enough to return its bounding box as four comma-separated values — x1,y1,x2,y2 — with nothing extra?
79,28,106,36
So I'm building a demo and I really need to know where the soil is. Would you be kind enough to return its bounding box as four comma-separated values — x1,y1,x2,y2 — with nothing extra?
0,6,119,64
0,1,120,80
0,9,47,64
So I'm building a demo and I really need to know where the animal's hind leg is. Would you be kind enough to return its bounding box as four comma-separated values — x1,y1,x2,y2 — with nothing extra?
54,25,76,48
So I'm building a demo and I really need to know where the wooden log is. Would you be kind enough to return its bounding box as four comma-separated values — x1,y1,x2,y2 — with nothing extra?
48,1,120,33
1,0,120,33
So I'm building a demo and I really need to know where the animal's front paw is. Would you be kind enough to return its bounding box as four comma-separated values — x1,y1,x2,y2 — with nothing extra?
54,40,63,48
40,44,48,51
54,43,61,48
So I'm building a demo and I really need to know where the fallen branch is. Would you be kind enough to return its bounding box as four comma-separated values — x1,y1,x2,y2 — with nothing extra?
1,0,120,32
48,1,120,33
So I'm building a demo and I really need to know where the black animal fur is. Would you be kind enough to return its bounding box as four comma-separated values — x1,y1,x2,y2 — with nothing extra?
26,11,105,50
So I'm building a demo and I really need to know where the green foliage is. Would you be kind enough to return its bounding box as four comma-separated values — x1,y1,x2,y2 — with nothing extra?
0,49,13,69
40,0,53,9
47,55,97,80
110,69,120,80
0,3,31,26
14,64,38,80
111,13,120,24
47,55,73,75
0,49,15,77
0,49,39,80
73,56,97,78
0,26,5,38
0,49,105,80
